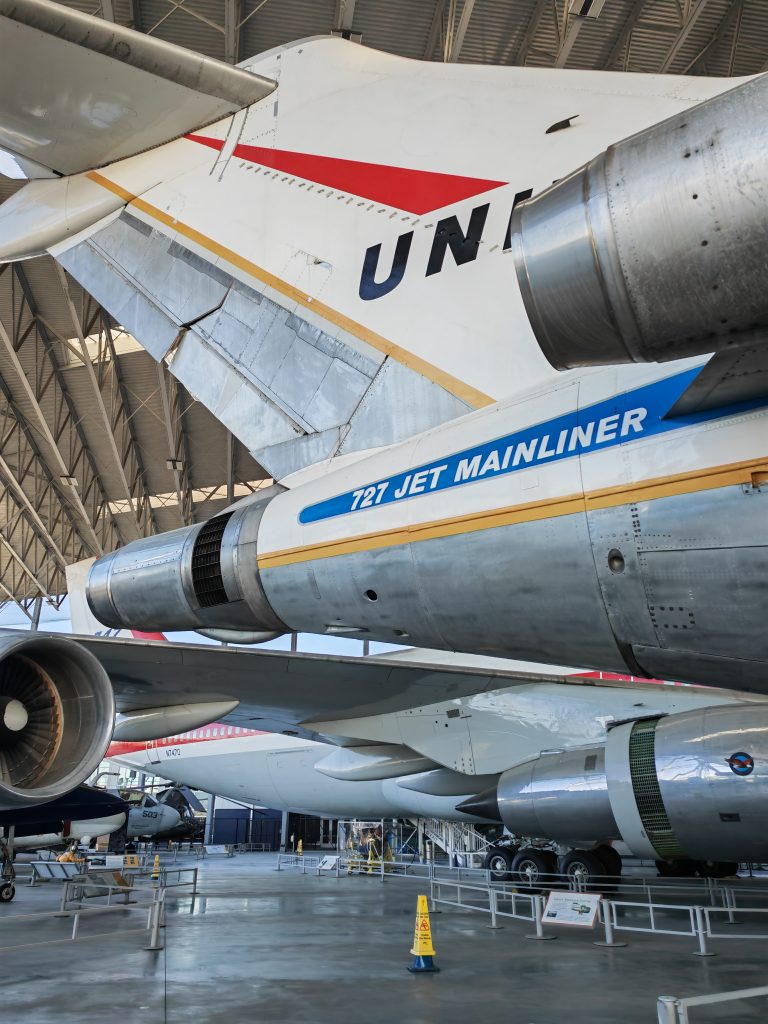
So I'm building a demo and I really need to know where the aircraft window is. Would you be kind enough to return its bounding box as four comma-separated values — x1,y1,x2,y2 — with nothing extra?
205,728,211,737
213,727,219,736
227,726,233,735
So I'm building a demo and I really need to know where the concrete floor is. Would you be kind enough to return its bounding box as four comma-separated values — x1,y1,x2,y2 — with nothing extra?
2,853,768,1023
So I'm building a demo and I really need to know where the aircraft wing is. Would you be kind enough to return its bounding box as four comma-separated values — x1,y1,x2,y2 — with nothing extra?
68,634,579,741
0,0,274,177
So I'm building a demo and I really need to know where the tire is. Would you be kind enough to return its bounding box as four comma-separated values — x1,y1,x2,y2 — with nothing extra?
593,844,623,878
510,848,557,891
560,849,606,889
656,858,698,878
696,860,739,879
484,847,514,882
0,883,15,902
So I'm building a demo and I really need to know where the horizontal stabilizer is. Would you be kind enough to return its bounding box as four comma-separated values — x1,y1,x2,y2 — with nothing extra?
665,345,768,417
0,0,274,176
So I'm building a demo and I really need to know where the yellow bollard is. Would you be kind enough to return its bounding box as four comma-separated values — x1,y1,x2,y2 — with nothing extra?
408,894,440,973
151,853,161,881
297,839,303,856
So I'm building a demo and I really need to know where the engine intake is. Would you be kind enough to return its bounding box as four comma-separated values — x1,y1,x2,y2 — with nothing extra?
87,488,287,635
0,633,115,810
512,74,768,369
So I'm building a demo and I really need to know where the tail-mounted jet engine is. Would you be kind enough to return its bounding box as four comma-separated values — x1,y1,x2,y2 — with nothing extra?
512,74,768,369
87,489,287,638
0,633,114,811
458,704,768,863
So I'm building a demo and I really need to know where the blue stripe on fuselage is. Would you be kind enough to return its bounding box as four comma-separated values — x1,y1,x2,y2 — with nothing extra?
298,367,763,525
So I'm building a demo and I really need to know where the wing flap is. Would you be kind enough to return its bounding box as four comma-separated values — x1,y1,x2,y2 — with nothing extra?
0,0,274,175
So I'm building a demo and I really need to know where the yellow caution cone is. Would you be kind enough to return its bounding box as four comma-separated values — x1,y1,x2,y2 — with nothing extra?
408,894,440,973
151,854,161,881
297,839,303,856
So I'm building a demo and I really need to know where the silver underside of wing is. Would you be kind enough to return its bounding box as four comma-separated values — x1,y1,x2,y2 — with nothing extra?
0,0,274,175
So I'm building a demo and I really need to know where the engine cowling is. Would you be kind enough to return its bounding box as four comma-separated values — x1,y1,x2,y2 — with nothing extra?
460,704,768,862
512,74,768,369
0,633,114,810
87,490,286,636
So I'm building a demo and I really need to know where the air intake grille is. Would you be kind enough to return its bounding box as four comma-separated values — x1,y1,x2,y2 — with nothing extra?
191,512,233,608
628,719,683,859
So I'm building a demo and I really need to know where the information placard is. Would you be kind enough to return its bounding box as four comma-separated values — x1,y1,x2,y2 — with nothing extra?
543,890,601,928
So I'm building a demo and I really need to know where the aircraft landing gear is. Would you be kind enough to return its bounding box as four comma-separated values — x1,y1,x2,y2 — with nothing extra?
510,847,557,891
484,845,519,882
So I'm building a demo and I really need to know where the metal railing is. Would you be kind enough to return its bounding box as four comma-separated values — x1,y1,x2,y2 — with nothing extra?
657,986,768,1023
0,887,167,954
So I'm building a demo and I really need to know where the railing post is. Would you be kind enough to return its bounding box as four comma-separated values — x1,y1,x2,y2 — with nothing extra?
656,996,679,1024
146,891,165,951
594,899,627,947
693,906,716,957
525,895,557,941
71,911,80,941
487,887,503,930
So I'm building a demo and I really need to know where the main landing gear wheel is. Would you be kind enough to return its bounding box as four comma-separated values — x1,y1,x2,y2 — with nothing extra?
511,848,557,892
656,859,698,878
696,861,739,879
593,844,623,878
0,882,15,902
559,850,606,889
484,847,516,882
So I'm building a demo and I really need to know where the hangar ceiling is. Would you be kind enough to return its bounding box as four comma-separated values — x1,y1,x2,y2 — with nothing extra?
0,0,766,615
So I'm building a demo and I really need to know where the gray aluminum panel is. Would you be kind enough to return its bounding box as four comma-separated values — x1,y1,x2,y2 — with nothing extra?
655,705,768,862
263,511,628,668
0,0,274,176
59,210,471,479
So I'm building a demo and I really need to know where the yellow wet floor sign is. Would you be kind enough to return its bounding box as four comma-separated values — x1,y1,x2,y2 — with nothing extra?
408,894,439,973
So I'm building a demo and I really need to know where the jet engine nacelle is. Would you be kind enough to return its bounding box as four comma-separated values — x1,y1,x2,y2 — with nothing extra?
462,704,768,863
512,74,768,369
87,489,287,637
0,633,114,811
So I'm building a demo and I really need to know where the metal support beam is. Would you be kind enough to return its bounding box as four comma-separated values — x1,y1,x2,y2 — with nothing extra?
0,267,107,558
682,0,747,74
0,374,91,594
442,0,456,61
0,453,66,569
157,362,194,527
226,431,235,505
30,595,42,632
54,265,144,541
554,12,585,67
333,0,356,32
659,0,713,73
603,0,646,69
224,0,242,64
423,0,444,60
446,0,475,62
514,0,549,65
101,316,158,536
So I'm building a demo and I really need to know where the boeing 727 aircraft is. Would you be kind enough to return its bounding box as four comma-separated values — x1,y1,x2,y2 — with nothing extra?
0,2,766,873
